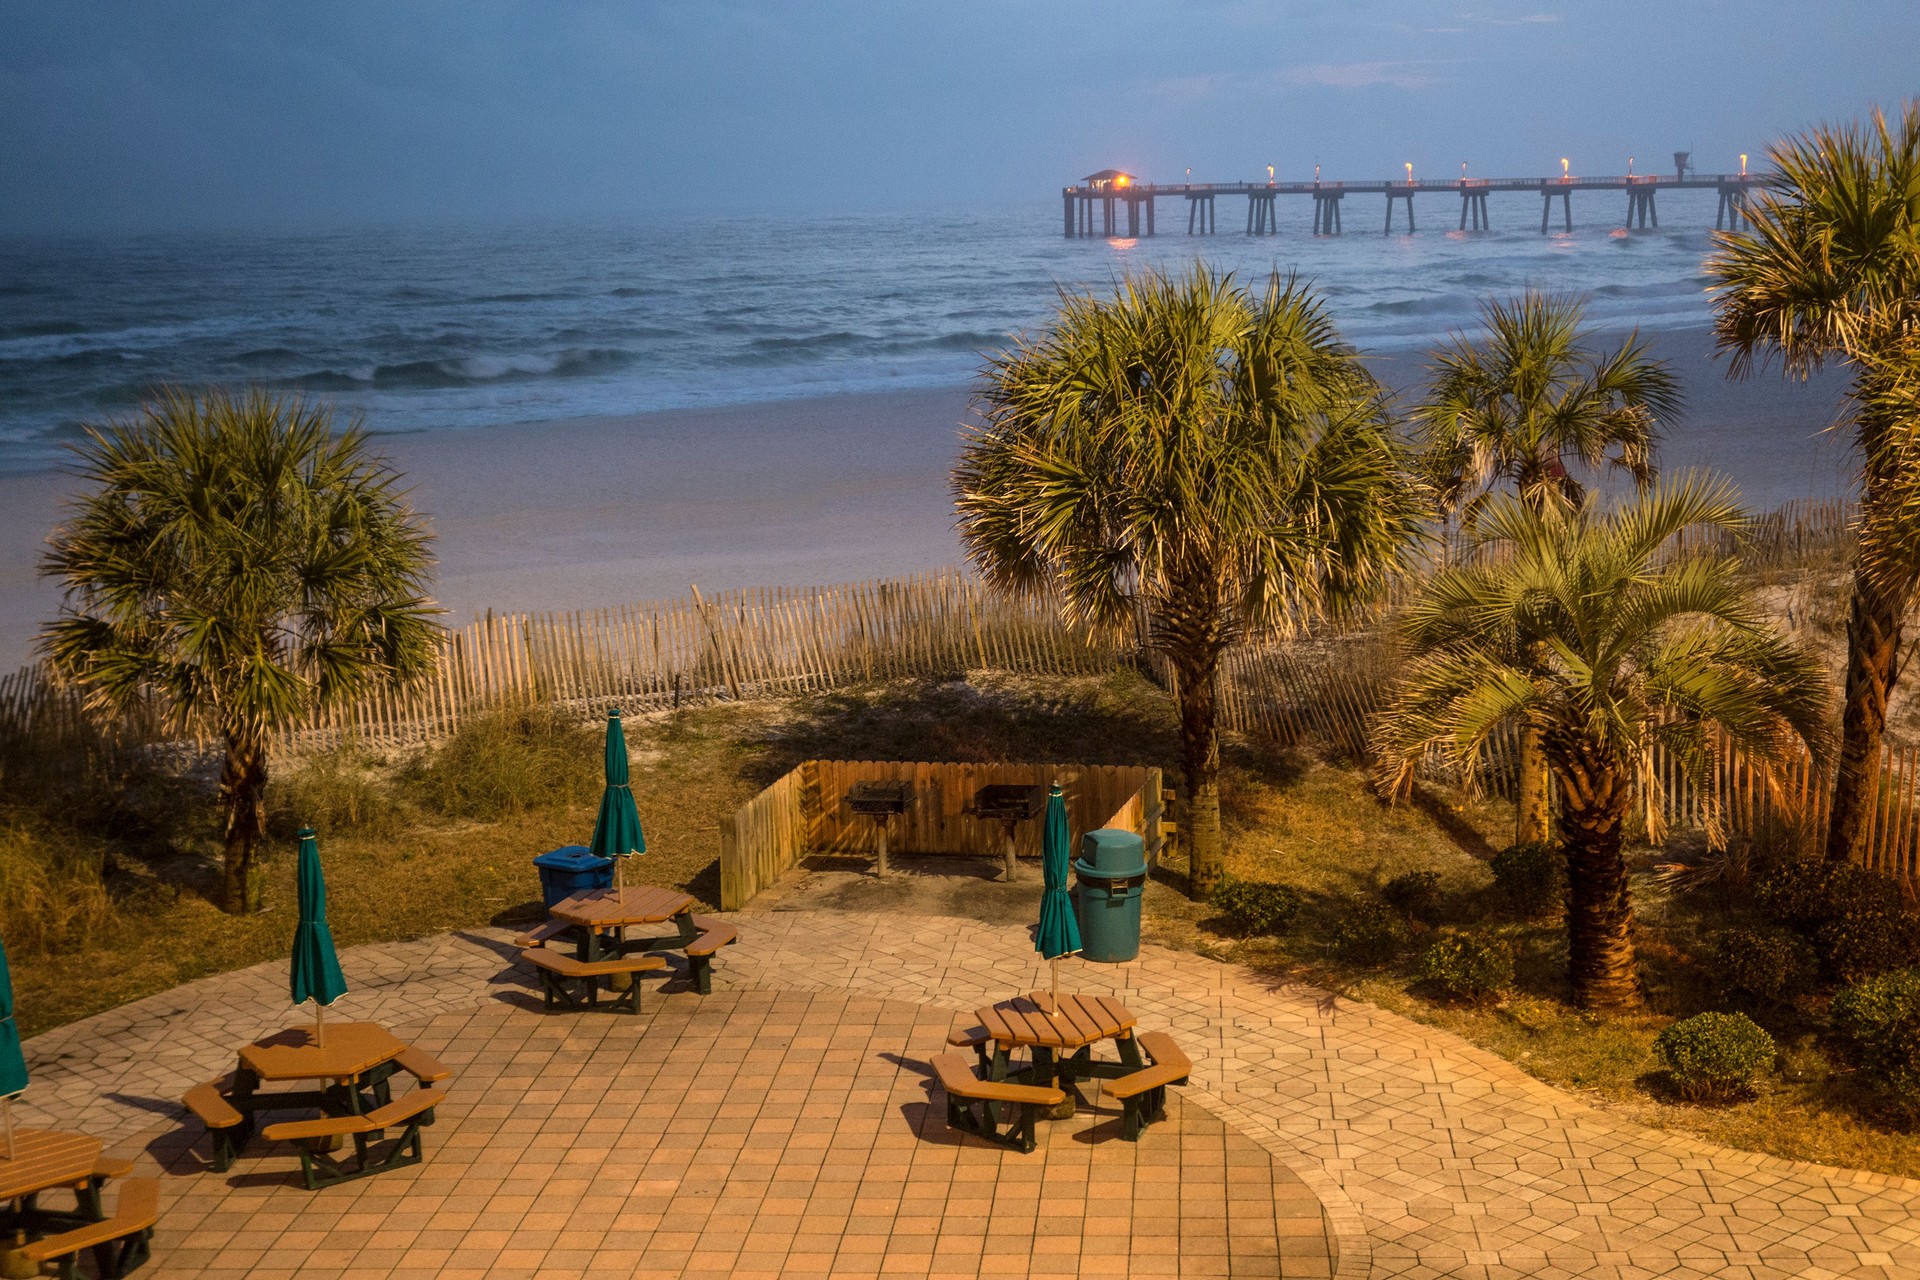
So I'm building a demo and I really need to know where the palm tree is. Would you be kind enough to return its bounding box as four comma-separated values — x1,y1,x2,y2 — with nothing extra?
1373,476,1832,1009
40,388,442,912
955,266,1422,897
1413,291,1682,846
1707,101,1920,865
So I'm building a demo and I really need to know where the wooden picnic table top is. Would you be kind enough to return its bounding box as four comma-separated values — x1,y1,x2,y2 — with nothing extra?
975,993,1135,1053
0,1128,105,1202
238,1022,408,1083
550,885,695,929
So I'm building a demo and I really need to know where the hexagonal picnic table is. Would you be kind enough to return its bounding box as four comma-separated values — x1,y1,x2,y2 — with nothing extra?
549,885,698,962
974,993,1142,1116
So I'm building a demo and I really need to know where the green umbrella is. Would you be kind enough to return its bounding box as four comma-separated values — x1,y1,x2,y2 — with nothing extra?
0,935,27,1158
1034,783,1081,1008
290,828,348,1047
589,708,646,887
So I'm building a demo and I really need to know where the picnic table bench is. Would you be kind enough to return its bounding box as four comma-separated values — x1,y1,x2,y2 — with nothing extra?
930,1053,1064,1154
0,1129,154,1278
516,887,739,1004
937,996,1192,1145
180,1025,453,1186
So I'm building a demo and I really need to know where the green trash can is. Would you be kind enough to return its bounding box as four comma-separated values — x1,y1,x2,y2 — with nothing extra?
1073,829,1147,963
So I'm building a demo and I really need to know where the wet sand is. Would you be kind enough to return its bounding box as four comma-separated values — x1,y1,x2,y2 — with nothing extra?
0,326,1854,669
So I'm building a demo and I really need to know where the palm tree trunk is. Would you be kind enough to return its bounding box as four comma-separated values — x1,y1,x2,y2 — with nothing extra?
1827,563,1908,864
1515,723,1552,845
1548,734,1641,1010
1174,650,1225,900
219,729,269,914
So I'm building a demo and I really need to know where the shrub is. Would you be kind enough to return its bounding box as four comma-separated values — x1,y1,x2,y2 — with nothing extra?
1333,901,1411,965
1831,969,1920,1074
1419,933,1514,1003
1382,870,1444,923
1831,970,1920,1126
1754,858,1920,981
1652,1012,1776,1101
1209,877,1302,935
1490,841,1564,918
1710,926,1817,1003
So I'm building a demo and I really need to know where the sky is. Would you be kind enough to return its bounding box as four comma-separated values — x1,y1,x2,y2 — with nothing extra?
2,0,1917,233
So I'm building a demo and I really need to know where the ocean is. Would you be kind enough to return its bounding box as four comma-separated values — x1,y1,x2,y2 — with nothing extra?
0,191,1736,473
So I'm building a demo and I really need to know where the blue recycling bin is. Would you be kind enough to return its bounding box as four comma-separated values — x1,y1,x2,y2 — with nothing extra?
533,845,613,910
1073,829,1148,963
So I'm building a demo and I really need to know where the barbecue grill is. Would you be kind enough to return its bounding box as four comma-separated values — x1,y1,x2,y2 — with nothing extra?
845,781,912,876
972,783,1046,881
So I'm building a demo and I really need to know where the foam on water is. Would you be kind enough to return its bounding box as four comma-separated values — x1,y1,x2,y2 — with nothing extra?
0,195,1732,471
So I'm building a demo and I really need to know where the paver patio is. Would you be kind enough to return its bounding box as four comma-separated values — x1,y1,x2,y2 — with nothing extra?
20,907,1920,1278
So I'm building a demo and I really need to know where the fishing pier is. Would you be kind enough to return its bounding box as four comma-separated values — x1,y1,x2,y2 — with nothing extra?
1066,154,1760,238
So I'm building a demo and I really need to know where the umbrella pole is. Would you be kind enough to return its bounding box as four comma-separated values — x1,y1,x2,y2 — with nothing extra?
3,1096,12,1160
1050,958,1060,1009
315,1000,326,1049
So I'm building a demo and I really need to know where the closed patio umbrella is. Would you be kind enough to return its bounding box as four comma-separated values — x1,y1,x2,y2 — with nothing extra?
290,828,348,1048
1034,783,1081,1009
0,936,26,1158
589,708,646,887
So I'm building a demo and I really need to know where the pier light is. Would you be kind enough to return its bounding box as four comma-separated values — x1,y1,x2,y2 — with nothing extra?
1267,164,1274,185
1628,155,1634,176
1314,163,1321,182
1405,162,1413,183
1461,160,1468,179
1561,157,1569,180
1740,153,1748,176
1116,174,1129,187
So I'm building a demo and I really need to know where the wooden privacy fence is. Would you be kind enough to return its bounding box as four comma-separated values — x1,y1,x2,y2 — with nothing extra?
718,760,1165,910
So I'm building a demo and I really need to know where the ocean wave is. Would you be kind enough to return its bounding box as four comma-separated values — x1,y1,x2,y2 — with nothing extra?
286,347,638,392
0,321,90,340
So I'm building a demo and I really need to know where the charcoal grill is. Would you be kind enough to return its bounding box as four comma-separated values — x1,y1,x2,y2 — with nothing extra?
845,781,912,876
972,783,1046,881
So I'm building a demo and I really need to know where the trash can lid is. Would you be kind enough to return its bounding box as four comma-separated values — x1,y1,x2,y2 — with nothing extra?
533,845,613,871
1076,829,1147,877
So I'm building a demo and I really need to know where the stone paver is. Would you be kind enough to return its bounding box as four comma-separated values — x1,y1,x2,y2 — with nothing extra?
23,907,1920,1278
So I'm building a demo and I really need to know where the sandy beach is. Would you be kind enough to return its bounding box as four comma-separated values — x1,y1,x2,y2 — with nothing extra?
0,326,1854,670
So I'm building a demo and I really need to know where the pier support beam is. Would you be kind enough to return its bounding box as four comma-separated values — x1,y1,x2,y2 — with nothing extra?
1385,189,1415,234
1715,184,1749,230
1459,189,1490,230
1312,190,1343,234
1625,186,1658,229
1246,191,1277,235
1186,193,1216,234
1540,185,1573,233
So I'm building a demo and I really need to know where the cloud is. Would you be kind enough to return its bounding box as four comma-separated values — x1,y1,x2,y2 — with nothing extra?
1457,11,1563,24
1149,59,1445,104
1281,61,1442,91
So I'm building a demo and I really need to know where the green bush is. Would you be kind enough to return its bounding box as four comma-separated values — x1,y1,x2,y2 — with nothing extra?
1710,926,1817,1003
1652,1012,1776,1101
1831,969,1920,1074
1333,901,1411,965
1490,841,1564,918
1831,970,1920,1125
1382,870,1444,923
1754,858,1920,982
1419,933,1514,1003
1209,877,1303,935
406,706,602,821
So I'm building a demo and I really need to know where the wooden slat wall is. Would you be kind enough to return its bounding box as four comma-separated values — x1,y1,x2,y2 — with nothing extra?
717,758,1163,909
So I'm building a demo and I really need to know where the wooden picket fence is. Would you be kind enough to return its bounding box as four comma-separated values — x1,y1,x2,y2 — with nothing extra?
718,759,1165,909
